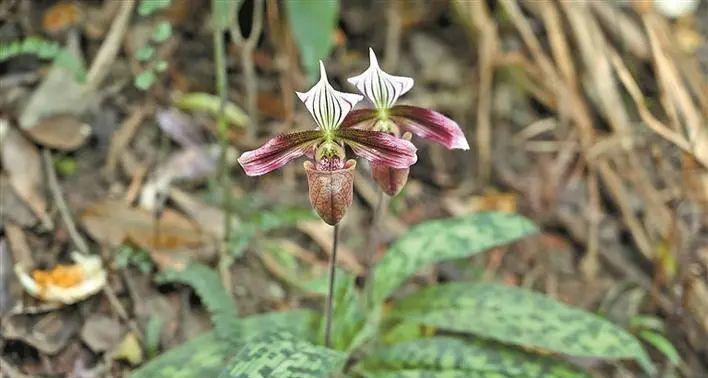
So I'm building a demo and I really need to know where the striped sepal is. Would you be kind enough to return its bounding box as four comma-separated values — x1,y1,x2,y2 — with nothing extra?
347,48,414,110
296,61,363,131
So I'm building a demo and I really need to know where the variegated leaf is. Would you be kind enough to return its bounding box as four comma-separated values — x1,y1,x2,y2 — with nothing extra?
130,331,229,378
130,310,317,378
371,212,537,305
356,336,590,378
392,283,654,374
218,332,345,378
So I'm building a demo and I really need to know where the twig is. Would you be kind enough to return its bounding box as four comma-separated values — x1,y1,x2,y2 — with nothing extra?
230,0,264,142
42,149,89,254
44,148,144,339
324,224,339,348
85,0,135,90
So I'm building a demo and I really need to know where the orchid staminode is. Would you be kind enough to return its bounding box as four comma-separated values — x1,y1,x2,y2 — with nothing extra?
237,61,417,225
343,48,469,195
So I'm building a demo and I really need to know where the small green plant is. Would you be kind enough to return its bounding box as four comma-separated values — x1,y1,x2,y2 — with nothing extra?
130,212,656,377
134,0,173,90
0,37,86,81
116,245,154,274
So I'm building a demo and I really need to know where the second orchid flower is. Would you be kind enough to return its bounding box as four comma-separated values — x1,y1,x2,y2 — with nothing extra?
343,48,469,195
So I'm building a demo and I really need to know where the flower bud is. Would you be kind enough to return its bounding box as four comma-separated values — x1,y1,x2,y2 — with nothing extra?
304,159,356,225
370,132,411,196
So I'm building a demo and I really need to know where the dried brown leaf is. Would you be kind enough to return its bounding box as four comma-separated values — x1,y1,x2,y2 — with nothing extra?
24,115,91,151
0,125,52,228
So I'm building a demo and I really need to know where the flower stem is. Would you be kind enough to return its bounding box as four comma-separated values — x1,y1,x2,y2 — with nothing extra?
364,190,388,308
324,224,339,348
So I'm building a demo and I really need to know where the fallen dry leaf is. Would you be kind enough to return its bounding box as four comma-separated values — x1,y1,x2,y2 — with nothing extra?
1,309,80,355
139,144,236,211
80,314,124,352
19,34,91,130
0,122,52,228
24,114,91,151
14,252,106,304
81,199,210,270
156,108,204,147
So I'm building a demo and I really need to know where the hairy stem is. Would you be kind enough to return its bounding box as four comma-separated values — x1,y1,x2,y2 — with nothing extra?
364,190,388,307
324,224,339,348
212,1,233,294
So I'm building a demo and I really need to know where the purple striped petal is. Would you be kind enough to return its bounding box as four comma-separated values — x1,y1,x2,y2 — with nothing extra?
238,130,323,176
336,129,417,169
390,105,469,150
340,108,378,129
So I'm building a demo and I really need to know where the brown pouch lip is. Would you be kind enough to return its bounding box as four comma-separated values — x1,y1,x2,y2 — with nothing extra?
304,159,356,225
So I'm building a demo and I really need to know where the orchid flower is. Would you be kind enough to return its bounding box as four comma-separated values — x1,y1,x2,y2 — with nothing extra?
344,49,469,195
238,62,417,225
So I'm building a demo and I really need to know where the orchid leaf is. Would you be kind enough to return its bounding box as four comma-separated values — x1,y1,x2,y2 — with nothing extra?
130,331,228,378
130,310,316,378
218,332,345,377
285,0,339,81
371,212,537,304
392,282,655,375
355,336,590,378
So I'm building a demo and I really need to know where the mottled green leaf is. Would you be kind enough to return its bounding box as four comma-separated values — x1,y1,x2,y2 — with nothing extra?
131,310,317,378
372,212,537,304
392,283,653,373
157,264,238,341
357,370,486,378
284,0,339,81
218,332,345,378
237,309,318,344
317,271,366,351
356,336,589,378
130,331,229,378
